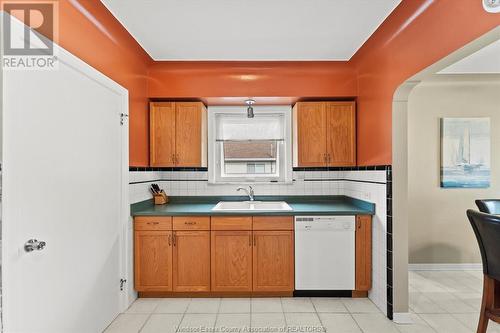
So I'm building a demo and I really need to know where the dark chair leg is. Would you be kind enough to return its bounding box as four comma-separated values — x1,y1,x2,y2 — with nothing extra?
478,275,494,333
494,278,500,308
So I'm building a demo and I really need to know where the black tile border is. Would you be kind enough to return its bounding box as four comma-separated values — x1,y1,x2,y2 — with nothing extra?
129,167,208,172
129,178,387,186
386,165,394,320
303,179,386,185
130,179,207,185
293,165,390,171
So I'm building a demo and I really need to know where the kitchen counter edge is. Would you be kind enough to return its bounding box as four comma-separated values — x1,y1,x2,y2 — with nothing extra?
130,195,375,217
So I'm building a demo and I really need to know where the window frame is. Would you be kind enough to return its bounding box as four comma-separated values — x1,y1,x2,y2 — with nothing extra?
208,105,293,184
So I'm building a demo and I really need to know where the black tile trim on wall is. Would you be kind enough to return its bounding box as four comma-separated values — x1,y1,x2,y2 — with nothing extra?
129,178,387,186
130,166,388,172
293,165,390,171
386,165,394,320
129,167,208,172
304,179,386,185
130,179,208,185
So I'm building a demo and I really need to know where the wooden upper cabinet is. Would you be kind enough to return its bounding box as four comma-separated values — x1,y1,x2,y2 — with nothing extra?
294,102,327,167
294,101,356,167
211,230,253,292
172,230,210,292
150,102,176,167
149,101,207,167
134,230,173,291
326,102,356,166
355,215,372,291
175,102,207,167
253,230,294,292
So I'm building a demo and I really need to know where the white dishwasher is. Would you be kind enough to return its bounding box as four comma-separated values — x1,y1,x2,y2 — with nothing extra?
295,216,356,290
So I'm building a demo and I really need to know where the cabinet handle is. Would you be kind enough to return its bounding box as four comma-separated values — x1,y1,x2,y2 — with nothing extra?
168,234,171,246
328,154,331,164
171,154,175,164
253,235,256,246
184,221,196,225
173,233,176,246
147,222,159,225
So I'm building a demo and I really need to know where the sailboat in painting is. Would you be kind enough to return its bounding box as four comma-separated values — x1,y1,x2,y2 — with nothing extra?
441,118,490,188
456,127,483,173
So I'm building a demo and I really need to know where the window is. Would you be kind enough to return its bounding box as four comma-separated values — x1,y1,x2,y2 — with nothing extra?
208,106,292,183
222,140,278,176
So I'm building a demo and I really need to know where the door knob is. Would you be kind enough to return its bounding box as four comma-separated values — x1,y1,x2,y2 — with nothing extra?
24,239,46,252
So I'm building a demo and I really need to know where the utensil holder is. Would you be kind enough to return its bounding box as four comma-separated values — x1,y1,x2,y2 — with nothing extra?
153,192,168,205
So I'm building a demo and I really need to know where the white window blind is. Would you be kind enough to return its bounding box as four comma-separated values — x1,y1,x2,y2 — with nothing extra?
216,114,284,141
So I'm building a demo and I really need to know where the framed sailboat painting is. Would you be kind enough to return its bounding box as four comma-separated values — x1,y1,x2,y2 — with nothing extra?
440,117,490,188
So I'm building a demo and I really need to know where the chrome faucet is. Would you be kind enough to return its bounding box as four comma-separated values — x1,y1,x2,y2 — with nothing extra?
237,185,255,201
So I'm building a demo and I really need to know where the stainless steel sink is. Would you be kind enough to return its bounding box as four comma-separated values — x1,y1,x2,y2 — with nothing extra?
211,201,293,212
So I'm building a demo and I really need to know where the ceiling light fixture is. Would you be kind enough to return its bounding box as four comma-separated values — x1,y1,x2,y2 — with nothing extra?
483,0,500,12
245,99,255,118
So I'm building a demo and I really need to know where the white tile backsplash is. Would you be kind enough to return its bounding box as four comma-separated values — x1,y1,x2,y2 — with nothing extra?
128,169,389,316
340,171,388,315
129,172,347,201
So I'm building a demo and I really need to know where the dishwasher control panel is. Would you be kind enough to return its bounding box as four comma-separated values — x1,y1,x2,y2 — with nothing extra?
295,216,355,231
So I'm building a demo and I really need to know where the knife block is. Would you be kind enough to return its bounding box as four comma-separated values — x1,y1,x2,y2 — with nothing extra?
153,192,168,205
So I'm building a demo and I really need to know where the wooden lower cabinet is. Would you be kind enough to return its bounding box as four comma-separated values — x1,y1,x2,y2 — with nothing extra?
134,215,370,296
253,231,294,292
211,230,253,292
172,231,210,292
355,215,372,292
135,230,173,291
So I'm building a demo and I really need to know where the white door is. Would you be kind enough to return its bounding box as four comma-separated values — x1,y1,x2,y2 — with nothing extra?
1,14,129,333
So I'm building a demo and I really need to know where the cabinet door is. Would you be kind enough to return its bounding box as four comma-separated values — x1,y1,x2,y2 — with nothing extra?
253,231,294,292
150,102,176,166
355,215,372,291
326,102,356,166
175,102,207,167
211,231,253,292
173,231,210,292
134,230,173,291
296,102,328,166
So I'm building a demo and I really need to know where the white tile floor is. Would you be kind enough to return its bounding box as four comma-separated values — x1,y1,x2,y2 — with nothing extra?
104,270,500,333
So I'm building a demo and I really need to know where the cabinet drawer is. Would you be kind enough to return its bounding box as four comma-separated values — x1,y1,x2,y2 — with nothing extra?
253,216,293,230
134,216,172,231
211,216,252,230
173,216,210,230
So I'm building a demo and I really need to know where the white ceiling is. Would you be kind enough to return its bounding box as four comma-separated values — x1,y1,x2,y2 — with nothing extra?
101,0,401,61
438,39,500,74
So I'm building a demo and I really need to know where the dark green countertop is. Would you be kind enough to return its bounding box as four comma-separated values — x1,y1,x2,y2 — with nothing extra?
131,195,375,216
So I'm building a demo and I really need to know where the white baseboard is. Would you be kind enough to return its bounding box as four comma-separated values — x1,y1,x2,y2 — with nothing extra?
408,263,482,271
393,312,413,324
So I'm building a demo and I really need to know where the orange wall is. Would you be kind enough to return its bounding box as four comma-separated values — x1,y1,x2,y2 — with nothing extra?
1,0,153,166
56,1,153,166
351,0,500,165
148,61,357,98
3,1,499,166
